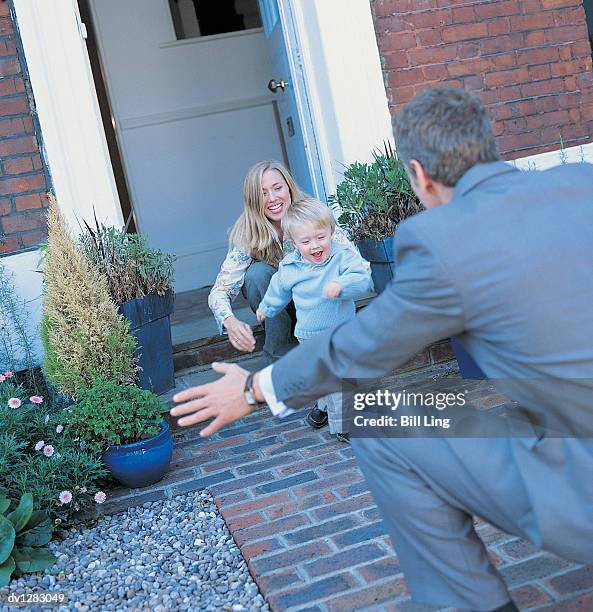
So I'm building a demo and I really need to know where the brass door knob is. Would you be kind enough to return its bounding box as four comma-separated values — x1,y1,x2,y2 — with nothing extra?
267,78,288,93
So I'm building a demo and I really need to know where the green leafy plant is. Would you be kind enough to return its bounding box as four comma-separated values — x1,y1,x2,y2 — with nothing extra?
68,380,164,454
0,492,55,586
329,142,423,242
79,213,175,304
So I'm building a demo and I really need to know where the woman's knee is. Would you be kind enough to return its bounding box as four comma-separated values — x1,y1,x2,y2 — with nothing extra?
243,261,276,301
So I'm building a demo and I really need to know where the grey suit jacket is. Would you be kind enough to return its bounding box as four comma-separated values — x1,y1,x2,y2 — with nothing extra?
271,160,593,562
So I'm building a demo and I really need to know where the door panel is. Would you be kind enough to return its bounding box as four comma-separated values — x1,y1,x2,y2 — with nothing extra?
88,0,285,291
258,0,315,195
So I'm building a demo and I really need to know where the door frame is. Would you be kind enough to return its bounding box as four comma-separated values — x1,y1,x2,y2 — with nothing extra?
11,0,124,230
277,1,327,201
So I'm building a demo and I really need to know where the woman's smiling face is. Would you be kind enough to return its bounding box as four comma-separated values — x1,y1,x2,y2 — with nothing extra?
261,169,291,224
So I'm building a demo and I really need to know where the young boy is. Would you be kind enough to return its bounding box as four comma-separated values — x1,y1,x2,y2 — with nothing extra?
256,198,372,442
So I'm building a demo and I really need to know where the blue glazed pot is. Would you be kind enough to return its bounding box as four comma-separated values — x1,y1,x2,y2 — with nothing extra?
102,421,173,489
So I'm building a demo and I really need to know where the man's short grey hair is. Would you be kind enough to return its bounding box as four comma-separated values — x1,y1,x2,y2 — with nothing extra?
393,87,500,187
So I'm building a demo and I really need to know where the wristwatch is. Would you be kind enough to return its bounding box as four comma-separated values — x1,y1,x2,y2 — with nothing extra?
244,372,265,406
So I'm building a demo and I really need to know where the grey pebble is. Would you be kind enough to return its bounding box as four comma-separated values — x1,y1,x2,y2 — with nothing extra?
0,491,269,612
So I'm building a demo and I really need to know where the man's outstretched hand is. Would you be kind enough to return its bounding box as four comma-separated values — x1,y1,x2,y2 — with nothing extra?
170,362,256,437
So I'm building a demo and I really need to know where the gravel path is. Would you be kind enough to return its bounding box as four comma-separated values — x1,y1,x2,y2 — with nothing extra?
0,491,270,611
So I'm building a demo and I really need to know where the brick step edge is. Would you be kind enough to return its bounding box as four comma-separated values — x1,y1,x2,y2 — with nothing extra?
175,333,457,384
174,296,378,372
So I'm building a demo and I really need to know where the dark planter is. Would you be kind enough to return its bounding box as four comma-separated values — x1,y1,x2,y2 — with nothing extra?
102,421,173,488
357,236,486,379
450,337,486,379
356,236,395,294
119,289,175,395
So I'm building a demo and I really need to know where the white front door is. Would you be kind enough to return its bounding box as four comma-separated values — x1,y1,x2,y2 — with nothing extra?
88,0,286,292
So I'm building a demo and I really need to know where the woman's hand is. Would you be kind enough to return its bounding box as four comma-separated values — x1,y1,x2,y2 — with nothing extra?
224,316,256,352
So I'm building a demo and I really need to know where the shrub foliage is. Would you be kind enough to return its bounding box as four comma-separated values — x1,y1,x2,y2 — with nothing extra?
41,196,137,396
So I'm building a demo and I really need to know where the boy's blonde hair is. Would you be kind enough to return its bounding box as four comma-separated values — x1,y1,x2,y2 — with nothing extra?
281,197,335,240
229,160,304,266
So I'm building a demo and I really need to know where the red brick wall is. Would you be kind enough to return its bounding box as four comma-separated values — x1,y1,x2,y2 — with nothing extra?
0,0,49,255
371,0,593,159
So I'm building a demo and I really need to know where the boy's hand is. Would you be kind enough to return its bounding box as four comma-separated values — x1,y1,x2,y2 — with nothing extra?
256,308,266,322
324,281,342,299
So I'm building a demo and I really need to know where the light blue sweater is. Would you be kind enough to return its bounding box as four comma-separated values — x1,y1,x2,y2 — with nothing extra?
258,241,372,340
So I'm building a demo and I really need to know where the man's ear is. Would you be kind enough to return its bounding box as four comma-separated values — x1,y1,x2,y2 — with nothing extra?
408,160,431,192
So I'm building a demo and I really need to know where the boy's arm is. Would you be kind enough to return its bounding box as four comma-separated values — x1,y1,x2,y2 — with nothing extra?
334,248,373,300
258,268,293,318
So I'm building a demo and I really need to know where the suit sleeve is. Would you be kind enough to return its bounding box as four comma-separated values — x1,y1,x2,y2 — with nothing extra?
335,247,373,300
271,222,465,407
258,268,292,318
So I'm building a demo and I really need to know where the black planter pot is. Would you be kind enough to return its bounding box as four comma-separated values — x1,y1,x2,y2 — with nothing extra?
356,236,395,294
118,289,175,395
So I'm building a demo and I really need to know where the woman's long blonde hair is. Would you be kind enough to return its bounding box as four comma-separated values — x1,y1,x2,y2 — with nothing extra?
229,160,304,267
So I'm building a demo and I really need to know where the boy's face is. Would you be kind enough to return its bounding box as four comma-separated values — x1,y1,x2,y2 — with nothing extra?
290,221,334,264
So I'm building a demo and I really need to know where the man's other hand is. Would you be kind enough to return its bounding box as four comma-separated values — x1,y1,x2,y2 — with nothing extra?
170,362,255,437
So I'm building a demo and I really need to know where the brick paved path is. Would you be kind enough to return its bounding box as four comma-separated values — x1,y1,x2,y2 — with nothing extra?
95,367,592,611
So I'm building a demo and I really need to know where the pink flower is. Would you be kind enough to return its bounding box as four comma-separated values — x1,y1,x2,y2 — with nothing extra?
29,396,43,404
58,491,72,504
43,445,54,457
7,397,21,409
55,424,64,434
0,375,5,383
94,491,106,504
4,371,13,378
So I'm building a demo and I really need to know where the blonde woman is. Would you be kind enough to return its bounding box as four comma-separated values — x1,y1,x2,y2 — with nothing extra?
209,160,366,369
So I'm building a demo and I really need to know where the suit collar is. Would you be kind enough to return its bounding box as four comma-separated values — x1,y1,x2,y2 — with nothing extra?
454,161,519,198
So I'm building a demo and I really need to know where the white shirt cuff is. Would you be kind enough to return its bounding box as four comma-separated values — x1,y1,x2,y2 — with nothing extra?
259,365,295,418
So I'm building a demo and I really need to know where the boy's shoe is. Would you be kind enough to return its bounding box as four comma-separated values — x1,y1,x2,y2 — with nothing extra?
335,432,350,444
306,406,328,428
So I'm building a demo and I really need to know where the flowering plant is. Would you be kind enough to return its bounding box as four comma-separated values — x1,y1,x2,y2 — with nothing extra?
0,376,108,526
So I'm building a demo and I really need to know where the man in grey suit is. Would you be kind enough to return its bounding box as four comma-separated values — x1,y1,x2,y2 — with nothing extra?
171,88,593,611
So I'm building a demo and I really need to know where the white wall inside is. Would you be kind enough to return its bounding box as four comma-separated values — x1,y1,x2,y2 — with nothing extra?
90,0,285,292
289,0,394,195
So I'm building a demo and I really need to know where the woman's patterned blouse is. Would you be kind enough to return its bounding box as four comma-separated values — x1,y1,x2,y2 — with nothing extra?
208,226,367,335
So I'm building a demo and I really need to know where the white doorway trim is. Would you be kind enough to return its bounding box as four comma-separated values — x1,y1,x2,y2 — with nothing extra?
278,0,327,200
288,0,394,195
12,0,122,229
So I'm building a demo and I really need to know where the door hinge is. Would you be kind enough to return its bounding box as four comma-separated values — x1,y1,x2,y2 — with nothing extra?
78,20,88,39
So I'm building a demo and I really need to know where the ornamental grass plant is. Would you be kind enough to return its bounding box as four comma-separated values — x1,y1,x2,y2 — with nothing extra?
79,214,175,304
41,196,137,397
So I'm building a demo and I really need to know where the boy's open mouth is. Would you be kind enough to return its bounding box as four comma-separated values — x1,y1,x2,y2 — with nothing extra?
311,251,324,261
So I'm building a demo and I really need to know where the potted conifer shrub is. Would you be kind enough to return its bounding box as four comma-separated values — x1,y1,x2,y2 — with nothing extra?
329,143,424,293
41,196,137,397
80,218,176,395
